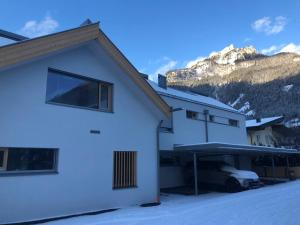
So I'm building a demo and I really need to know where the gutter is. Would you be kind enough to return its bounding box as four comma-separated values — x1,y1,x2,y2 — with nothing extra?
156,120,163,203
204,109,209,142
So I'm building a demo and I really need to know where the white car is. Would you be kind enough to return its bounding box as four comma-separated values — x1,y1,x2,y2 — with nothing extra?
186,161,262,192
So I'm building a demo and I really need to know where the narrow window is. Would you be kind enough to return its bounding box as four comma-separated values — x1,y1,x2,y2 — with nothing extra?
186,110,198,120
228,119,239,127
113,151,137,189
209,115,215,122
0,148,58,173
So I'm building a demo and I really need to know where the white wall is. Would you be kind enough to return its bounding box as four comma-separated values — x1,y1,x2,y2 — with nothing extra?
159,95,247,150
0,42,161,224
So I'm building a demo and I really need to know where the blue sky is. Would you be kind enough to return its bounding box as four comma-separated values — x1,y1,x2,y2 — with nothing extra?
1,0,300,80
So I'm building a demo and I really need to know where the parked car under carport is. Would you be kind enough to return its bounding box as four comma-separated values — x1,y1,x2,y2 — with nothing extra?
160,142,299,195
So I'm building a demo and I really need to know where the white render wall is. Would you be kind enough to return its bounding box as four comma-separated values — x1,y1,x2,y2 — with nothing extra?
0,42,161,224
159,95,247,150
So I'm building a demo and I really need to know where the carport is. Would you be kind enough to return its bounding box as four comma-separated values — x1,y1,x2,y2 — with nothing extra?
172,142,299,195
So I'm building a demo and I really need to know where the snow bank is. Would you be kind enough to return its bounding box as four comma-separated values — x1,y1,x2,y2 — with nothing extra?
42,180,300,225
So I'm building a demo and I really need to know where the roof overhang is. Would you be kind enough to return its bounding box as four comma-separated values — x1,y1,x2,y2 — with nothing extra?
0,22,171,118
174,142,299,156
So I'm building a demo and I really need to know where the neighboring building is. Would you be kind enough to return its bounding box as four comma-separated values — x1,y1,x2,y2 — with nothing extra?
246,116,284,147
0,22,170,224
246,116,300,150
148,76,251,189
149,76,247,149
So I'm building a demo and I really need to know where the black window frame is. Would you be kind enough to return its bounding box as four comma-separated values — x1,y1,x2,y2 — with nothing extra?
0,147,59,176
228,119,239,127
186,110,199,120
46,68,113,113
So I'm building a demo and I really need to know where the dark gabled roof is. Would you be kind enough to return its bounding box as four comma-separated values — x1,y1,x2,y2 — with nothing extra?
0,22,171,117
246,116,284,130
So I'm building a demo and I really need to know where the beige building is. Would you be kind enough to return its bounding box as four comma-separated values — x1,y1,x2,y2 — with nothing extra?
246,116,284,147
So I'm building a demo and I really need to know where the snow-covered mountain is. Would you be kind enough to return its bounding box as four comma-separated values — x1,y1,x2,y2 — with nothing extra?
166,45,300,123
168,45,266,82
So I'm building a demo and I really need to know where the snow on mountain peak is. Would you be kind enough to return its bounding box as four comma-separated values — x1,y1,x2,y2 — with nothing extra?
208,45,258,65
187,45,259,69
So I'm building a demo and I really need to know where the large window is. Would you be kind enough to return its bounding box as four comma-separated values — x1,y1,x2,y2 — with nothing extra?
0,148,58,174
113,151,137,189
46,69,113,112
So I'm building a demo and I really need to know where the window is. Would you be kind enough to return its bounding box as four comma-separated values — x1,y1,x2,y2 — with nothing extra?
0,149,8,171
0,148,58,174
46,69,113,112
228,119,239,127
113,151,137,189
186,110,198,120
209,115,215,122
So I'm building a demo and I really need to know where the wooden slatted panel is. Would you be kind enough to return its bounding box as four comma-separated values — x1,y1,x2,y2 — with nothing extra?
113,151,136,189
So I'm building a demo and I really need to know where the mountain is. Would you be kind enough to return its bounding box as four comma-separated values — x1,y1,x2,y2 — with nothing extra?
166,45,300,125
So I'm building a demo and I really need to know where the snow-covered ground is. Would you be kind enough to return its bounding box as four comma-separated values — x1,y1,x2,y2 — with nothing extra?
42,180,300,225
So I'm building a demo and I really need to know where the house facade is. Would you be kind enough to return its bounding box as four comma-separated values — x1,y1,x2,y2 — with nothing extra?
0,23,170,224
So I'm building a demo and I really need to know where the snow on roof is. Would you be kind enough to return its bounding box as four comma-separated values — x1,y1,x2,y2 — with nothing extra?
147,80,238,112
246,116,283,128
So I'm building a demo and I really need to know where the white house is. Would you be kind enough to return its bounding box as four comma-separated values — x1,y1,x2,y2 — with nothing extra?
0,20,298,224
0,22,170,224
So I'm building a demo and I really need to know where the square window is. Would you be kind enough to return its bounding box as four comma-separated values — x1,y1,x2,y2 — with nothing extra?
229,119,239,127
186,110,198,120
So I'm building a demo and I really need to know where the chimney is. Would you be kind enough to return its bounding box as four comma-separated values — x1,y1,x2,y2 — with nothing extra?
256,118,261,123
80,19,93,26
158,74,167,89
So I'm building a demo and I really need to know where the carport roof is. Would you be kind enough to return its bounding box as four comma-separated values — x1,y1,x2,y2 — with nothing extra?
174,142,300,155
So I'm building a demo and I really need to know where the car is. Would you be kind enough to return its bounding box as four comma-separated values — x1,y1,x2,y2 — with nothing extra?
185,160,262,192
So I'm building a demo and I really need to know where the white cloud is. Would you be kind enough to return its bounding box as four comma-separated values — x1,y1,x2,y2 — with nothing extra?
149,59,177,81
185,56,205,68
280,43,300,54
154,60,177,75
261,45,278,54
260,43,300,55
252,16,287,35
20,15,59,37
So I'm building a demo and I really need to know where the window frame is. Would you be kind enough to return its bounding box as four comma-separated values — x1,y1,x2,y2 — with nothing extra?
0,147,59,176
0,149,8,171
228,119,239,127
46,68,114,113
186,110,199,120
